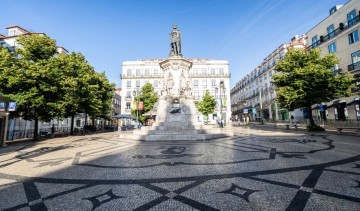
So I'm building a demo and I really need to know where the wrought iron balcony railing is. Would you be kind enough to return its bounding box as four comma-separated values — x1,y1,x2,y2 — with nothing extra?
307,14,360,50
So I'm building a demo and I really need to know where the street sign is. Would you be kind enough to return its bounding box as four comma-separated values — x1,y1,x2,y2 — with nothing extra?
8,102,16,111
252,108,256,114
138,101,143,110
243,109,248,113
0,102,5,111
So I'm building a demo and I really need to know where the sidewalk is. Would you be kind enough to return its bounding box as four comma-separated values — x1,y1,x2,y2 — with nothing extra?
232,122,360,137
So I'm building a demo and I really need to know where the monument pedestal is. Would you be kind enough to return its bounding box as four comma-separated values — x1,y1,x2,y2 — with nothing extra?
119,57,232,141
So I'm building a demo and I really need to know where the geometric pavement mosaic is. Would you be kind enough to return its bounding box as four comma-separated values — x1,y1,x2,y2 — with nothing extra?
0,127,359,210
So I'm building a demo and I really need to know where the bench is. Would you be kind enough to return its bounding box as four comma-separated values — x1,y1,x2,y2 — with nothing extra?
336,127,360,136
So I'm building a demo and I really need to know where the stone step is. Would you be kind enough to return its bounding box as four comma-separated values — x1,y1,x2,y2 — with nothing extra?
154,130,204,135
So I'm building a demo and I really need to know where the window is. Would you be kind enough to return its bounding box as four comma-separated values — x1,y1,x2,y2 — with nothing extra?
145,69,149,76
211,68,215,75
348,30,359,44
329,6,337,15
154,80,158,88
127,69,132,76
136,80,140,87
219,68,224,75
352,50,360,65
193,79,198,87
194,90,199,98
126,81,131,88
126,102,131,109
154,69,159,76
347,10,357,26
136,69,141,76
312,35,318,47
144,80,149,84
9,30,17,36
126,91,131,97
193,68,198,75
202,68,207,76
76,120,81,127
211,79,216,87
328,42,336,53
327,24,335,39
202,79,207,88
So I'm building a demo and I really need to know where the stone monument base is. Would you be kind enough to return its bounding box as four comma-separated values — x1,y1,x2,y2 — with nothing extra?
119,96,233,141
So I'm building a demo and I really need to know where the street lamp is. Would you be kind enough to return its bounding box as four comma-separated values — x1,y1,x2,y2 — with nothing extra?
133,88,141,128
215,81,226,128
259,85,264,124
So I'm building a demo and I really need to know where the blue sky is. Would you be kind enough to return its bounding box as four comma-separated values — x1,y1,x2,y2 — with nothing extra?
0,0,349,88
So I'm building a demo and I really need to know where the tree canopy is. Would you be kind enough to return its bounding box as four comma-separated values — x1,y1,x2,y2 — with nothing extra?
131,83,158,123
0,34,115,139
272,48,354,126
196,90,217,118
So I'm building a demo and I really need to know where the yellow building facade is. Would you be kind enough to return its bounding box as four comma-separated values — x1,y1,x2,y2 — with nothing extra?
306,0,360,121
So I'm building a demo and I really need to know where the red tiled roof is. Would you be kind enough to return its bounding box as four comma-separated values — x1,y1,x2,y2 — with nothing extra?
6,26,31,33
56,46,69,52
2,32,46,39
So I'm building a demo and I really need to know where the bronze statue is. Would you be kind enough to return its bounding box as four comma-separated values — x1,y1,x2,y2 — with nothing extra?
170,24,182,57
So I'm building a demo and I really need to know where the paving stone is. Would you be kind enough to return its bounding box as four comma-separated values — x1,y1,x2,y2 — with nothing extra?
0,128,359,210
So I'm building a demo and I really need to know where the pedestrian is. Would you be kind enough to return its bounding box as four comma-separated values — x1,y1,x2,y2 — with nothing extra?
51,124,55,138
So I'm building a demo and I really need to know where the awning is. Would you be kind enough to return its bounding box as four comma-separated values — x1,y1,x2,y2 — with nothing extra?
311,103,327,110
347,97,360,106
112,114,135,119
327,100,347,108
142,109,157,117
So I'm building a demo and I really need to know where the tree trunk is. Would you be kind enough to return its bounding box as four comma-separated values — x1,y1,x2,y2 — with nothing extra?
91,117,95,131
307,106,315,126
70,115,74,135
84,113,88,126
34,116,39,141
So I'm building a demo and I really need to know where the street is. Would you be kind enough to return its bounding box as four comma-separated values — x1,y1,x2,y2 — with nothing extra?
0,126,359,210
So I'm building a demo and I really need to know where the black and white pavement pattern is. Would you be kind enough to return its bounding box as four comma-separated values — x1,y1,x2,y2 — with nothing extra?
0,127,359,210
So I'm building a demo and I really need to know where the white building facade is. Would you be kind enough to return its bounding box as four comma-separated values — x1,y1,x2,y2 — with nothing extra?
231,35,307,122
120,58,231,123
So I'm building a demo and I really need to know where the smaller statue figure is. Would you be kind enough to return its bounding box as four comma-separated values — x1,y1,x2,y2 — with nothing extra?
180,70,186,95
166,72,174,95
185,79,192,96
161,79,166,96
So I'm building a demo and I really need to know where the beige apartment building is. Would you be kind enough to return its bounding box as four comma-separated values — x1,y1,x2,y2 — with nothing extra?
306,0,360,121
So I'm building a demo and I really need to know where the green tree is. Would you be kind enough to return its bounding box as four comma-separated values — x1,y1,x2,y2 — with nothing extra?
54,52,115,132
196,90,216,121
354,73,360,93
55,52,96,134
131,83,158,123
0,34,64,140
272,48,354,128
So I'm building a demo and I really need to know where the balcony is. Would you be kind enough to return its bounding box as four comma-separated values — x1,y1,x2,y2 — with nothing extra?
125,96,132,101
348,61,360,72
307,15,360,50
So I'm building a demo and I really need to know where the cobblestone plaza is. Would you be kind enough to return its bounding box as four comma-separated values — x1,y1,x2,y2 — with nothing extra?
0,126,360,210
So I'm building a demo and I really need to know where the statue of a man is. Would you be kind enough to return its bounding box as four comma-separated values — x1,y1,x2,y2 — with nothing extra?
170,24,182,57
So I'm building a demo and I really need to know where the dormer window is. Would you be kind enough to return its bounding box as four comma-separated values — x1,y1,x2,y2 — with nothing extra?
9,30,17,36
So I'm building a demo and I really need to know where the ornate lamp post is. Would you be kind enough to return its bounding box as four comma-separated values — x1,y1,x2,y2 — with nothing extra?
215,81,225,128
133,88,141,128
259,85,264,124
